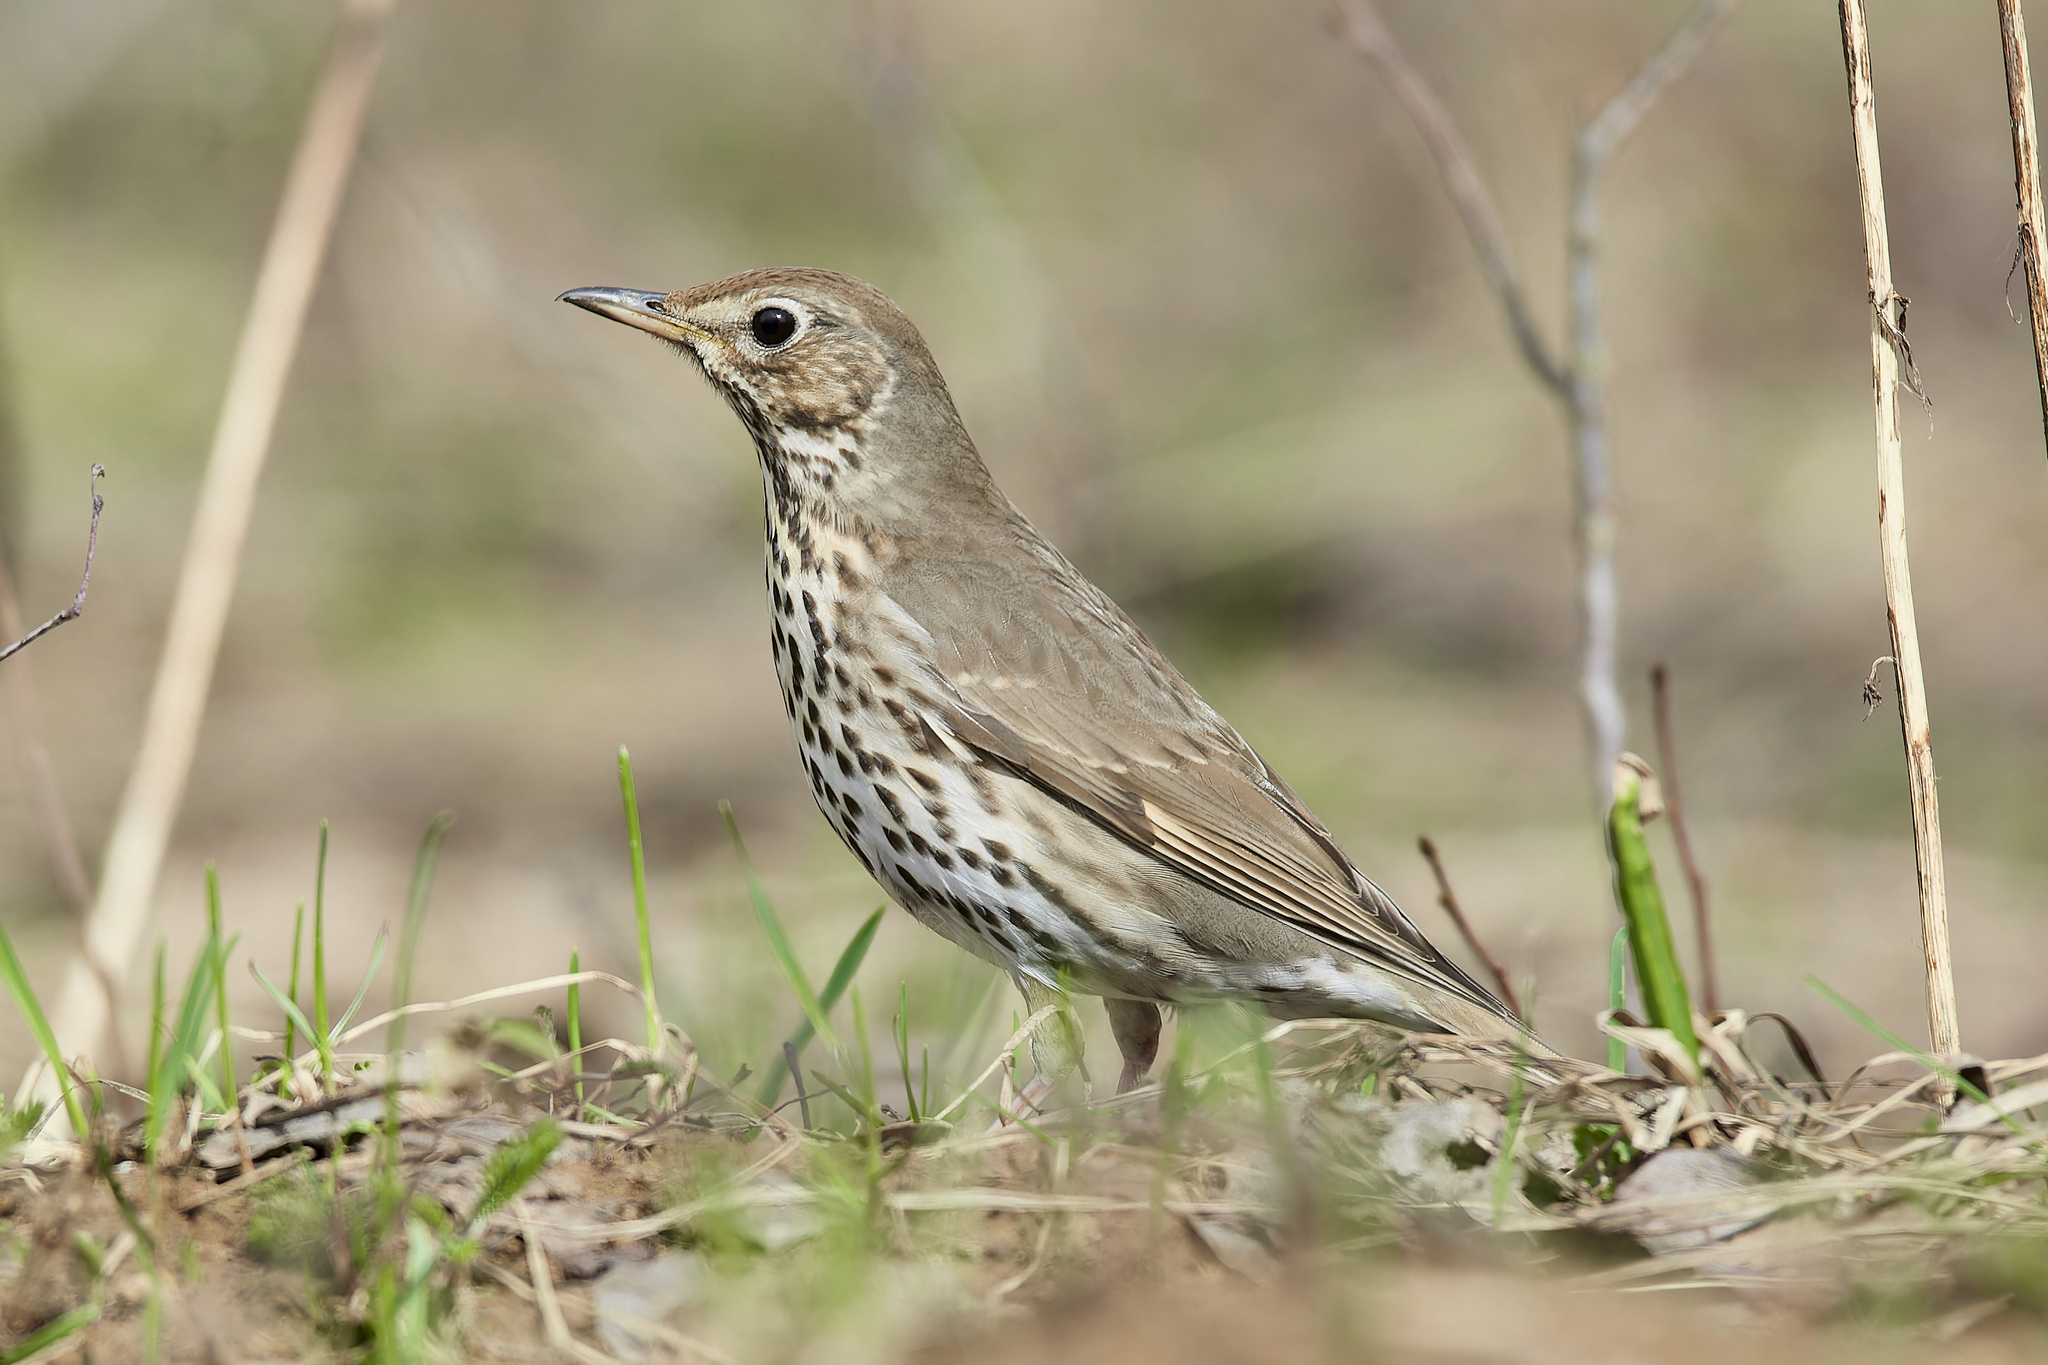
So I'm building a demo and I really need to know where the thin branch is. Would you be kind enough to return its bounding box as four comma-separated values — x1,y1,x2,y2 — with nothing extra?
1328,0,1567,394
0,467,102,909
1837,0,1958,1059
1649,663,1717,1014
1567,0,1738,803
1997,0,2048,459
40,0,398,1102
1333,0,1736,807
0,464,103,665
1415,836,1523,1022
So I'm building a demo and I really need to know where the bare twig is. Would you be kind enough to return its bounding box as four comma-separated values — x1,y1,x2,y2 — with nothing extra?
0,464,103,666
1416,836,1522,1022
1327,0,1566,393
1567,0,1738,804
1333,0,1737,805
0,466,102,908
1836,0,1958,1060
1997,0,2048,459
1649,663,1717,1014
39,0,398,1101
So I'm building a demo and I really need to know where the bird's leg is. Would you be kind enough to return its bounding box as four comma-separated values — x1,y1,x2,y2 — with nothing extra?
1006,977,1087,1120
1105,998,1162,1094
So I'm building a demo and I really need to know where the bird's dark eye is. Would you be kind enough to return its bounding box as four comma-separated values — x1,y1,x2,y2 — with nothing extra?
751,306,798,348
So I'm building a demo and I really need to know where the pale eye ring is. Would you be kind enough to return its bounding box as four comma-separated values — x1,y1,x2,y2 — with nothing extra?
751,306,798,348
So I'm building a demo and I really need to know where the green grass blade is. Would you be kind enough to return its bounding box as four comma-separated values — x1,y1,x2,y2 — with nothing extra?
312,820,331,1079
250,962,321,1064
723,801,840,1060
147,927,222,1156
619,748,662,1054
751,902,883,1104
389,810,456,1057
206,865,237,1118
0,1301,101,1365
1806,974,2000,1114
894,980,917,1122
1607,926,1628,1072
284,901,304,1069
144,945,166,1154
567,949,585,1116
1606,764,1698,1068
0,917,88,1139
330,926,389,1041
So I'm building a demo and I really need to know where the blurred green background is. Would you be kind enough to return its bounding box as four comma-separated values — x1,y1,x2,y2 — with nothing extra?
0,0,2043,1083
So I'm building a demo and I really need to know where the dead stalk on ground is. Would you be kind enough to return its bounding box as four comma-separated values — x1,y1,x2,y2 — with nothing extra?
1997,0,2048,459
1330,0,1736,806
38,0,398,1109
1836,0,1959,1059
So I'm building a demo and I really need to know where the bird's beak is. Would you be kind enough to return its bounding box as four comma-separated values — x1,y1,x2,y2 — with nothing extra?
557,286,710,346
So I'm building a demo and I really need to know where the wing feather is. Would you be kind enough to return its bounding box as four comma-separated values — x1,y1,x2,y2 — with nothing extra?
880,535,1512,1021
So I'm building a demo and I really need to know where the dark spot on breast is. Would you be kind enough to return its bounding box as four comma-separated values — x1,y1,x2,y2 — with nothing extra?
933,822,955,842
877,788,905,822
990,865,1016,887
931,849,955,871
957,848,982,871
884,829,908,853
806,698,822,727
832,662,852,691
840,724,862,750
872,665,895,686
984,840,1013,863
906,831,932,858
907,768,939,793
836,750,854,777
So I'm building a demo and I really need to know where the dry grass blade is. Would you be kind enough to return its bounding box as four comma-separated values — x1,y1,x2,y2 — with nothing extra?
41,0,400,1104
1997,0,2048,459
1835,0,1958,1061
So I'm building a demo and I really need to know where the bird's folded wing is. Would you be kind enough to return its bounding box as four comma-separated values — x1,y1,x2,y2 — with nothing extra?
882,550,1506,1015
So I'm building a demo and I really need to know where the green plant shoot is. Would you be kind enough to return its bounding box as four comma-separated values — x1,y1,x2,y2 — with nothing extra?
1606,761,1698,1070
619,747,662,1054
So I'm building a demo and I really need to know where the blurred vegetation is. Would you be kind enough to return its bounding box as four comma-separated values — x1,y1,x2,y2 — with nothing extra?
0,0,2043,1083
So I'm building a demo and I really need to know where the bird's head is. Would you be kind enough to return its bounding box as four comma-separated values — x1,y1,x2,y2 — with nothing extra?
560,269,990,517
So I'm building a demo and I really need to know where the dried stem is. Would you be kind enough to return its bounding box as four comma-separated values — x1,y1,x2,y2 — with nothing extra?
41,0,397,1093
1997,0,2048,457
1836,0,1959,1058
1332,0,1736,804
1649,663,1717,1013
1416,836,1523,1022
0,466,104,908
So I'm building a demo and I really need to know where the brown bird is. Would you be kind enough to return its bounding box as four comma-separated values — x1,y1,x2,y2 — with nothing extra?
562,269,1540,1098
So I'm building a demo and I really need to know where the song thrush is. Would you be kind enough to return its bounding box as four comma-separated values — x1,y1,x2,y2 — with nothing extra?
562,269,1540,1095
